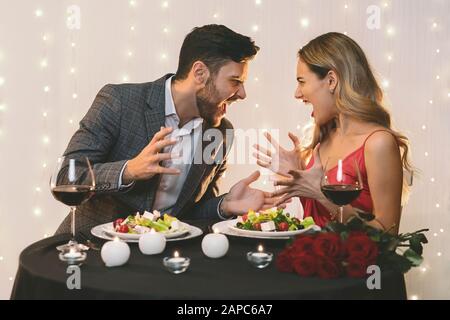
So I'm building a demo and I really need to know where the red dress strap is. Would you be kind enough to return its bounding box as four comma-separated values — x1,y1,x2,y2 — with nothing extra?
362,129,394,148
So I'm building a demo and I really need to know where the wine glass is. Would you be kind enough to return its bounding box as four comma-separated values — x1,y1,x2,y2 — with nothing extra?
50,157,95,259
320,157,363,223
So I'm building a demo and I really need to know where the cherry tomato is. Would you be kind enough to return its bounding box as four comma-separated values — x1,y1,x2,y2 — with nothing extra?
253,223,261,231
278,222,289,232
113,218,125,228
242,214,248,222
117,224,129,233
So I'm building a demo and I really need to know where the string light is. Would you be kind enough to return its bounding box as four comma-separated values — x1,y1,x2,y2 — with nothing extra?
35,187,41,192
127,50,133,57
435,203,440,208
35,9,43,17
0,77,5,87
130,25,136,31
429,100,433,104
300,18,309,28
255,104,259,108
252,25,259,32
424,152,429,157
33,208,42,216
434,233,438,237
421,125,426,130
432,22,438,29
421,267,427,273
70,67,76,74
40,59,48,68
213,13,219,19
386,26,395,36
161,1,169,9
72,93,78,99
440,228,444,233
344,4,348,9
71,42,76,48
436,48,440,54
42,135,50,144
430,177,435,182
129,0,137,7
382,79,390,89
255,0,262,5
0,103,6,111
0,256,3,261
44,86,50,93
435,75,440,80
410,295,419,300
163,27,169,34
437,252,442,257
296,124,301,130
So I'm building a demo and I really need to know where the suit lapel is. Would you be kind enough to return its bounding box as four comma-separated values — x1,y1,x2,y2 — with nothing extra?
171,121,221,216
142,74,172,209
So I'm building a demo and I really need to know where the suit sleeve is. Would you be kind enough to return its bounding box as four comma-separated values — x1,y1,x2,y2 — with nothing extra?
62,84,132,193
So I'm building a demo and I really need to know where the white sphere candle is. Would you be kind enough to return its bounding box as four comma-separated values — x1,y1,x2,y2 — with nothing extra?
201,229,229,258
101,237,130,267
139,229,166,255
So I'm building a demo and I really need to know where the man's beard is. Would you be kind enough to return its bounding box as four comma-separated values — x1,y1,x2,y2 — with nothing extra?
196,78,225,127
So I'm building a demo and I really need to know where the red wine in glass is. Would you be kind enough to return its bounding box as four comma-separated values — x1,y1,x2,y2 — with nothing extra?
51,185,93,206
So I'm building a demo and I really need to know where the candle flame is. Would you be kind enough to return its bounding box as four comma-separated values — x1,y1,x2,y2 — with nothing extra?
174,251,179,258
213,228,219,234
337,159,343,182
258,245,264,252
69,247,76,254
150,228,156,234
113,236,120,242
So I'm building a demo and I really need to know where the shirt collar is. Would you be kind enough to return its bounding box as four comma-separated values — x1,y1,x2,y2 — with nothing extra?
165,76,203,136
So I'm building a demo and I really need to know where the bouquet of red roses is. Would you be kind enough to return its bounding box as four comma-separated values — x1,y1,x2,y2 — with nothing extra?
276,216,428,279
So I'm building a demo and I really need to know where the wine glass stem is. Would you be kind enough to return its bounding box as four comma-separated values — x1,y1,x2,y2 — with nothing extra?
70,206,77,243
339,206,344,223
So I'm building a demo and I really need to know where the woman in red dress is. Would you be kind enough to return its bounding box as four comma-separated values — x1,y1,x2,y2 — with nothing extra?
254,32,412,234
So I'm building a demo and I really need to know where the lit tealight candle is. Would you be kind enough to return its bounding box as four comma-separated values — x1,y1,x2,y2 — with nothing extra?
139,228,166,255
247,245,273,269
101,237,130,267
163,251,190,274
58,246,86,264
201,228,229,258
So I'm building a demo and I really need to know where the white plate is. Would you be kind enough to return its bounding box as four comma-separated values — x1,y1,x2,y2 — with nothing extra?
212,219,321,239
91,222,202,243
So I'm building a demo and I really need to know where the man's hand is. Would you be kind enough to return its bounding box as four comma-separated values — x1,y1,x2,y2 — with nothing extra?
220,171,287,217
123,127,180,184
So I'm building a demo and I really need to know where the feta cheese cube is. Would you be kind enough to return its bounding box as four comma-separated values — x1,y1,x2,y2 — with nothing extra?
261,221,276,232
170,220,180,231
134,225,151,234
142,211,155,221
236,216,244,223
152,210,161,219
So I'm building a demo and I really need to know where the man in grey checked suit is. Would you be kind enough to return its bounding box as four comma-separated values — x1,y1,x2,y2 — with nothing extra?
56,25,280,234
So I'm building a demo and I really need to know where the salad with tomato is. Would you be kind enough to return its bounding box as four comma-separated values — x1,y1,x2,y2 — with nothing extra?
112,210,183,234
235,209,315,232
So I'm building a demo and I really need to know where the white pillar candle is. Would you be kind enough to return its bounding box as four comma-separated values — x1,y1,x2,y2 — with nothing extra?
101,237,130,267
201,229,229,258
139,229,166,255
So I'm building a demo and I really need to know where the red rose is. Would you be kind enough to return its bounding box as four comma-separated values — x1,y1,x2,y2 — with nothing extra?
312,233,343,259
291,235,315,254
345,232,379,264
276,250,294,273
316,256,342,279
292,254,317,277
346,256,371,278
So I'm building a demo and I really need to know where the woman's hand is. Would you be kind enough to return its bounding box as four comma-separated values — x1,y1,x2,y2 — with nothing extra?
271,144,324,205
253,131,305,177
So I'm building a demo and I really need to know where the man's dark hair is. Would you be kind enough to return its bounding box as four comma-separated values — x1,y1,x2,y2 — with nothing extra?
174,24,259,80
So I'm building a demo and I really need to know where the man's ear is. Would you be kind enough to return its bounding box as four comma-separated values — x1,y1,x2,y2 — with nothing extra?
327,70,338,94
192,61,210,87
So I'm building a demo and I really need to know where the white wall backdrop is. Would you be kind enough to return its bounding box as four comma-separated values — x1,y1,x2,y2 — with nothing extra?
0,0,449,299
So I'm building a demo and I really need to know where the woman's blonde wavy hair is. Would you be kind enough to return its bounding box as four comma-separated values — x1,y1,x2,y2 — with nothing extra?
298,32,412,203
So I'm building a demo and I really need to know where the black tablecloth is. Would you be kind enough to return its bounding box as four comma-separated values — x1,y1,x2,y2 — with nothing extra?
11,220,406,300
